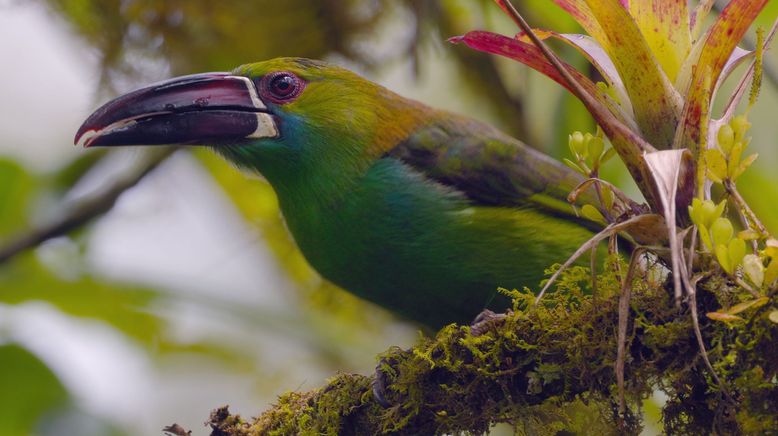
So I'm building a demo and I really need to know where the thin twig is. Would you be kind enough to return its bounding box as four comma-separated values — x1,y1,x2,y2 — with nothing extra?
0,148,175,265
568,177,640,216
724,180,768,236
678,245,734,401
591,172,613,223
687,227,698,275
609,234,622,282
535,214,664,303
731,197,760,255
688,288,734,402
616,247,646,419
590,244,598,300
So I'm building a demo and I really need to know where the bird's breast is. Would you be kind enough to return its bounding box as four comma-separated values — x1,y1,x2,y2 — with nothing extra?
275,157,594,326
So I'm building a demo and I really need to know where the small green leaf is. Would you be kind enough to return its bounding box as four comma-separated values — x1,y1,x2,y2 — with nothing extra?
601,147,617,163
727,296,769,315
742,254,764,288
569,131,587,158
690,199,727,251
699,198,715,224
728,237,746,273
732,153,758,180
706,312,744,322
716,243,732,273
727,141,744,178
563,158,585,175
601,184,614,211
690,198,726,230
587,135,605,167
731,114,751,144
711,200,727,226
688,198,703,226
698,224,713,251
717,124,735,153
764,258,778,286
711,217,734,246
581,204,606,224
700,199,726,228
705,148,727,183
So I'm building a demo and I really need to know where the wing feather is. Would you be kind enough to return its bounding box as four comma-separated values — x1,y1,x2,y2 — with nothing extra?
385,113,600,219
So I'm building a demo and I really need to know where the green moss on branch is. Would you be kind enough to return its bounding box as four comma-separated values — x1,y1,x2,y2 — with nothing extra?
206,268,778,435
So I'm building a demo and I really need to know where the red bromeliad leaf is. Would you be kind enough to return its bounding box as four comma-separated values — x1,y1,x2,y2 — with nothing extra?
629,0,691,82
451,31,598,98
675,0,768,153
451,31,633,128
583,0,682,149
516,31,633,119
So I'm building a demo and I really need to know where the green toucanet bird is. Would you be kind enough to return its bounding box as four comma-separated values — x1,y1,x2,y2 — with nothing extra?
75,58,601,328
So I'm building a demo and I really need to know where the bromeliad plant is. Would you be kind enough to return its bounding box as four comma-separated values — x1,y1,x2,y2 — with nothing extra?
452,0,777,421
454,2,777,314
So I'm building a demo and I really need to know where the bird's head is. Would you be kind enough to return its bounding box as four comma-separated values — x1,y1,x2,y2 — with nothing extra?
75,57,429,188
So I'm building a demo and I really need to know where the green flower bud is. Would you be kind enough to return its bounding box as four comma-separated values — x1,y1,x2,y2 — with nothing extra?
587,135,605,164
717,124,734,153
711,217,734,247
569,131,586,158
731,115,751,144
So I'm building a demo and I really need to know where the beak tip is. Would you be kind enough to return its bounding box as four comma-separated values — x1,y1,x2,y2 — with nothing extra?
74,128,96,148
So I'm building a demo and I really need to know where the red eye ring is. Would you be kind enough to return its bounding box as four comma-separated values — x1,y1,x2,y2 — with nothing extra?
259,71,304,104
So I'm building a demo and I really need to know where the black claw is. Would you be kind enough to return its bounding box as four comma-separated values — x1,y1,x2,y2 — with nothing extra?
372,359,393,408
470,309,508,336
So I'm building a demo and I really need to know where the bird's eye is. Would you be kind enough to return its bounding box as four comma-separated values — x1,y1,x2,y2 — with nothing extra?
260,72,304,104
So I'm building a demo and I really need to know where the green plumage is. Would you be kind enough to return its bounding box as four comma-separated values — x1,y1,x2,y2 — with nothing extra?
77,57,602,328
218,59,599,327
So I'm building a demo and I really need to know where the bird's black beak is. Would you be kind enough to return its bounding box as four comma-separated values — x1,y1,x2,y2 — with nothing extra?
74,73,277,148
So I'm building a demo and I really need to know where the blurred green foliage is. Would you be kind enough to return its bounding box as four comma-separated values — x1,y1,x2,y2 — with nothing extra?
0,160,36,237
0,1,775,434
0,345,68,436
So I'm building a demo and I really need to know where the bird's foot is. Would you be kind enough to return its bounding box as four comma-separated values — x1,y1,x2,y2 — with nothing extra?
372,356,397,408
469,309,509,336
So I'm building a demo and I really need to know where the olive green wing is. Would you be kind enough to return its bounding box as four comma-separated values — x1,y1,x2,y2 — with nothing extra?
386,113,600,220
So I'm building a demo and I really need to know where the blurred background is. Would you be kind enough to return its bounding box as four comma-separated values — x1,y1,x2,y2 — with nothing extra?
0,1,775,435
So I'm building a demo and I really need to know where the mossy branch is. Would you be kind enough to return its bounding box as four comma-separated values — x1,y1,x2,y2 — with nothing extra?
199,269,778,435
